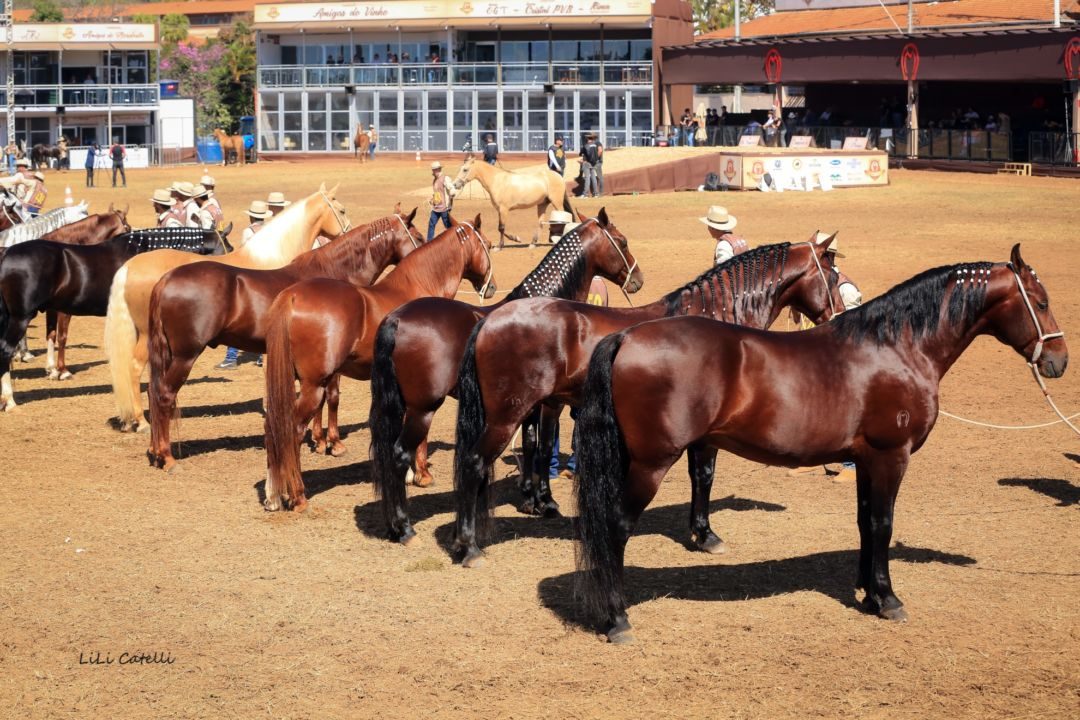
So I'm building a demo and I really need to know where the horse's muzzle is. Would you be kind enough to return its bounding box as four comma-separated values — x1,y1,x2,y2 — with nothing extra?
1038,352,1068,379
624,268,644,294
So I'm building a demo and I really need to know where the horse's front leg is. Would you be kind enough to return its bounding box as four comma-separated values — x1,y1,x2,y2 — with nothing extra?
413,436,434,487
1,316,32,411
55,313,72,379
531,404,562,517
45,311,58,378
324,373,347,457
857,453,910,622
687,443,725,554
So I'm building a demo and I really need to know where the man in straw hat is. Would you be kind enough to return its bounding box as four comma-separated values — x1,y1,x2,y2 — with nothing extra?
427,160,457,241
24,170,47,216
700,205,749,265
12,157,32,201
188,185,216,230
266,192,290,217
201,174,224,229
170,181,196,225
216,200,273,369
788,232,862,482
545,210,576,244
368,125,378,161
152,188,185,228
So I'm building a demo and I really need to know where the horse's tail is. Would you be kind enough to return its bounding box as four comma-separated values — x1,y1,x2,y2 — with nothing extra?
104,265,142,429
263,296,302,510
146,281,176,450
368,315,407,523
574,330,629,621
0,282,10,357
452,319,493,540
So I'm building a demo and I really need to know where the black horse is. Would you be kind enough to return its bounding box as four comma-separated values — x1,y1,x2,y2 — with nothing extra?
31,141,68,171
0,225,232,411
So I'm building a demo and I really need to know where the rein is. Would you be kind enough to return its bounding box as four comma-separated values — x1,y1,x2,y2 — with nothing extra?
319,190,352,235
807,240,838,319
394,213,421,249
456,221,494,303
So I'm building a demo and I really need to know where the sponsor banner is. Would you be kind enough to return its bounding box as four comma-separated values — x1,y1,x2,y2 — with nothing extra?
13,24,157,46
723,151,888,189
69,147,151,170
255,0,652,25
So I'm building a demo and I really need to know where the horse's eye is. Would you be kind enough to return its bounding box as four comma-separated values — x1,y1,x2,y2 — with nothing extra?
1038,301,1048,311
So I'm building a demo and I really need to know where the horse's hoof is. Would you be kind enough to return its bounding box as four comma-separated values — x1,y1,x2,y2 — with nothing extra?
518,500,539,516
134,421,150,434
329,443,348,458
491,246,502,253
541,502,562,519
263,497,283,512
2,402,15,413
879,604,908,622
461,551,486,569
400,531,420,548
163,459,181,475
607,626,635,644
413,473,434,489
46,369,59,380
290,498,309,513
697,535,728,555
59,371,72,381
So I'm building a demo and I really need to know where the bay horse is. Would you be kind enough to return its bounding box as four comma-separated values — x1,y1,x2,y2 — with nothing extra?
145,207,424,472
105,184,350,433
31,139,68,170
214,128,247,166
0,225,229,412
262,215,495,512
448,236,843,567
574,244,1068,643
369,209,645,543
452,155,574,250
353,128,371,162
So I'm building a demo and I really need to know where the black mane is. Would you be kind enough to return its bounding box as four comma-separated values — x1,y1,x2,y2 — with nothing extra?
831,262,994,345
504,222,591,301
662,242,791,321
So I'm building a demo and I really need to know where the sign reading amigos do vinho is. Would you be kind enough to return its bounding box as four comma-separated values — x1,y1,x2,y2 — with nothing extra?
254,0,652,25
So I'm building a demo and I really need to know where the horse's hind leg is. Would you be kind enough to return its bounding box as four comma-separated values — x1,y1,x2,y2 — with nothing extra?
413,436,434,487
324,373,347,457
521,404,560,517
453,420,518,568
14,334,31,362
687,443,725,554
127,337,151,432
147,352,198,472
44,311,58,378
289,381,327,510
0,316,31,411
56,313,72,379
856,453,910,622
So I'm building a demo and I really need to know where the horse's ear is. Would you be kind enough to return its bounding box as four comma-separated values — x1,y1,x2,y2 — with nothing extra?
123,203,130,217
393,201,402,214
815,231,838,253
328,183,340,198
447,213,459,227
107,202,114,212
1010,243,1027,271
318,182,327,193
596,207,610,227
406,206,417,224
576,211,588,223
473,213,482,230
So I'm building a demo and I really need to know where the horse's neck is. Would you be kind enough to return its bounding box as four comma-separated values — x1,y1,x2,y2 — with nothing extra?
910,274,1008,382
387,234,467,298
237,200,321,266
297,224,380,284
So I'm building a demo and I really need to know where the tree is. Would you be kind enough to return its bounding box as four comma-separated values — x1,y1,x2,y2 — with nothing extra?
217,21,257,125
160,41,230,135
160,13,190,47
691,0,774,35
29,0,64,22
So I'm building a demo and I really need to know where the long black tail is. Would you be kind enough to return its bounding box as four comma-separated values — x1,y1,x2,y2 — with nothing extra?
574,331,628,621
368,315,408,526
453,318,492,541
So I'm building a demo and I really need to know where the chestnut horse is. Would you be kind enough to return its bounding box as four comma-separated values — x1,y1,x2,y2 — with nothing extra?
574,245,1068,643
106,184,350,432
353,128,371,162
262,215,495,512
369,209,645,543
145,208,424,472
214,128,247,166
452,155,574,250
448,237,843,567
0,225,228,412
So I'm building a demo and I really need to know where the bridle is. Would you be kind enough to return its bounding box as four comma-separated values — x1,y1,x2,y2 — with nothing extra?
113,208,131,235
1009,264,1063,366
394,213,422,249
319,190,352,235
808,240,839,319
594,220,638,307
456,221,494,302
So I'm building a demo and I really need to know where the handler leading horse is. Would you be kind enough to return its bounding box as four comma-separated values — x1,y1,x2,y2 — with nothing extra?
574,244,1068,643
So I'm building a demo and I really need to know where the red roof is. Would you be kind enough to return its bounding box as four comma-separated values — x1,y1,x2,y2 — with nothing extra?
699,0,1080,40
13,0,255,23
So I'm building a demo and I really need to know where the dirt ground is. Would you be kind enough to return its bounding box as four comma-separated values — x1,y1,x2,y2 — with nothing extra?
1,155,1078,719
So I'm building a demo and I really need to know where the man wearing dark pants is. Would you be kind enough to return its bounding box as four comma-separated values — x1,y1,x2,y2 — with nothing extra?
109,139,126,188
547,136,566,176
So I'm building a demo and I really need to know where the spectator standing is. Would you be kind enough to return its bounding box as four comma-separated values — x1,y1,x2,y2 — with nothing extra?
482,134,498,165
84,144,98,188
109,138,126,188
579,133,600,198
547,136,566,176
426,160,457,241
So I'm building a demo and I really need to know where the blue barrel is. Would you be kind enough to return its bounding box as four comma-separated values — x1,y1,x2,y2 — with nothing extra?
196,137,223,163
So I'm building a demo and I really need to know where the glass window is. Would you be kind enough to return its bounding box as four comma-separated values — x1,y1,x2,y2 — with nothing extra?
309,93,327,113
283,93,302,112
281,46,298,65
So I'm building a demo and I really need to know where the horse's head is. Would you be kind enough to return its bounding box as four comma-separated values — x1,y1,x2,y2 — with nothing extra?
452,156,476,190
314,182,351,238
787,232,845,325
990,244,1068,379
585,207,644,294
456,213,496,299
389,206,423,261
108,202,132,235
210,222,235,255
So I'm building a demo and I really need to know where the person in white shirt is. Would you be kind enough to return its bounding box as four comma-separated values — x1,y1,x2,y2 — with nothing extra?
189,185,215,230
200,174,224,229
153,188,185,228
239,200,271,247
700,206,750,265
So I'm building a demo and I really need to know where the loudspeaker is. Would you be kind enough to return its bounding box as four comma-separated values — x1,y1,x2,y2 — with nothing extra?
543,83,554,95
345,85,356,95
1065,79,1079,94
55,106,65,115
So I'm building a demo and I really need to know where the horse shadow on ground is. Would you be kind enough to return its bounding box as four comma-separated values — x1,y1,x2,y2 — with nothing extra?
173,421,368,462
10,359,106,380
255,454,374,506
998,477,1079,507
14,376,230,406
537,543,978,633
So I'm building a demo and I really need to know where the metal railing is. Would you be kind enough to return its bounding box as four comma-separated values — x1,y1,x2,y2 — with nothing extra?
258,61,651,88
1028,132,1079,165
3,84,158,107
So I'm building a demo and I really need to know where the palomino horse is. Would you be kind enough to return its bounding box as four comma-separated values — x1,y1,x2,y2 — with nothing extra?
369,209,645,543
262,215,495,512
106,184,350,432
452,155,574,250
353,128,371,162
213,128,247,166
574,245,1068,643
448,237,843,567
145,208,424,472
0,224,228,412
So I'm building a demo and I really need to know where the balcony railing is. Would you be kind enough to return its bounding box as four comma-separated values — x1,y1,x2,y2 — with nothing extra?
3,84,158,107
258,61,651,88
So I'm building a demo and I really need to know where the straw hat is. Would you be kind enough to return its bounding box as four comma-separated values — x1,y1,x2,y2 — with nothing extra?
172,181,195,197
546,210,573,225
247,200,271,219
15,157,29,167
430,161,442,170
815,231,845,258
191,183,209,199
200,174,216,187
151,188,173,205
266,191,290,207
33,171,45,181
699,205,737,232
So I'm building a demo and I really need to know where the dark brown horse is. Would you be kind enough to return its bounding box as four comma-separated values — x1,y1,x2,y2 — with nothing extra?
0,226,230,411
448,237,843,567
146,208,424,472
262,215,495,512
368,210,644,540
573,245,1067,643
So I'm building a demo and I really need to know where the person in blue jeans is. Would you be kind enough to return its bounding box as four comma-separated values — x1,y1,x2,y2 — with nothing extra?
426,160,456,241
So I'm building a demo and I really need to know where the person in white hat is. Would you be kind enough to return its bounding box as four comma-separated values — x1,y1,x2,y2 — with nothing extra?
200,175,224,229
368,124,378,161
23,170,48,216
788,232,861,482
266,192,291,217
545,210,576,244
153,188,185,228
170,181,196,225
12,157,33,203
700,205,749,265
188,184,216,230
426,160,457,241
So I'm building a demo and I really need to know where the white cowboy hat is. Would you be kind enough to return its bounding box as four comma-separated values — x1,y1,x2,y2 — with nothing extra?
200,174,216,187
545,210,573,225
266,191,290,207
32,171,45,182
172,181,195,197
191,183,209,199
552,221,581,243
700,205,737,232
815,231,846,258
247,199,272,219
15,157,29,167
430,161,442,170
151,188,173,205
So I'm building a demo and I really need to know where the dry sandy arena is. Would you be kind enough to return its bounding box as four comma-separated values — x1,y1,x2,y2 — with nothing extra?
1,154,1078,719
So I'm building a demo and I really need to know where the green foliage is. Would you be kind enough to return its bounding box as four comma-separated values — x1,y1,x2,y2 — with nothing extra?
29,0,64,22
160,13,190,47
691,0,774,34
